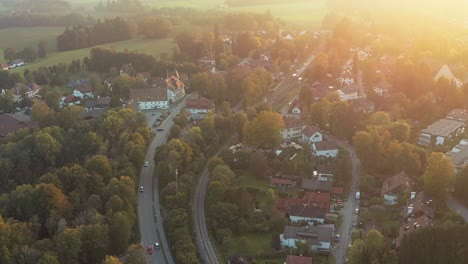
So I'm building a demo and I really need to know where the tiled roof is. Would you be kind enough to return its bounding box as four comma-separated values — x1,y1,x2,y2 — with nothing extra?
185,97,215,110
313,141,338,151
302,125,321,137
301,179,333,192
381,171,410,196
289,204,326,219
283,116,305,129
130,87,167,102
0,114,38,137
270,178,292,185
282,225,333,243
76,85,93,93
286,255,313,264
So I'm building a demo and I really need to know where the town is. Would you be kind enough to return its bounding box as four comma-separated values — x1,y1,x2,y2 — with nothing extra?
0,1,468,264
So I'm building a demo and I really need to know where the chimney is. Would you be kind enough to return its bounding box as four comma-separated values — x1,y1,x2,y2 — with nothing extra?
410,192,416,199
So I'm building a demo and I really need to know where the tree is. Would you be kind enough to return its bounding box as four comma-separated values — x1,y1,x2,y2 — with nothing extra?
20,47,38,63
55,228,83,264
109,212,132,254
271,233,281,250
125,244,146,264
243,111,284,149
102,255,123,264
37,252,60,264
389,120,410,142
454,166,468,205
423,152,455,204
139,17,172,38
38,40,47,58
3,47,16,62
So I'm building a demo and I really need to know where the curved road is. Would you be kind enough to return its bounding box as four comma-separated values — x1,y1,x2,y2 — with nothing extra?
138,95,192,264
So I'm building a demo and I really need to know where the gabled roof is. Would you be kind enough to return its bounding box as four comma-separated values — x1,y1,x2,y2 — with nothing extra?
76,85,93,93
313,141,338,152
404,193,435,219
340,84,358,94
301,179,333,192
165,76,185,92
282,225,333,243
130,87,167,102
63,94,77,103
303,192,330,211
28,83,41,91
185,97,215,110
283,116,305,129
446,109,468,123
270,177,293,185
289,204,326,219
286,255,313,264
381,171,410,196
302,125,321,137
434,64,455,81
0,114,38,137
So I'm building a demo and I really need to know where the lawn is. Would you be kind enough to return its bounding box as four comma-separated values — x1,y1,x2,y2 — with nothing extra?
222,233,273,257
9,37,175,73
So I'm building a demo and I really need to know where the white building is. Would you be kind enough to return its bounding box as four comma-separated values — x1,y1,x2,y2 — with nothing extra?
312,141,339,158
289,204,326,224
301,125,323,144
337,84,359,101
166,75,185,103
280,225,333,251
373,79,391,96
185,97,215,119
418,118,464,146
282,116,306,141
8,59,24,69
73,85,94,99
130,87,168,110
445,139,468,173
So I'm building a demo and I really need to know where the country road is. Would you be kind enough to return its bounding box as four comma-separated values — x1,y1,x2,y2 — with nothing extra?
138,95,192,264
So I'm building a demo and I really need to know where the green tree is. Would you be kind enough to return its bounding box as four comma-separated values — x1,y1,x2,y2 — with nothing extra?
109,212,132,254
3,47,16,62
140,17,172,38
38,40,47,58
454,166,468,205
243,111,284,149
55,228,83,264
37,252,59,264
125,244,146,264
423,152,455,204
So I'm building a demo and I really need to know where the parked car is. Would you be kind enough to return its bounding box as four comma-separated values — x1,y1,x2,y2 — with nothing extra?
147,245,152,254
144,161,149,167
157,128,164,132
355,208,359,214
139,186,144,192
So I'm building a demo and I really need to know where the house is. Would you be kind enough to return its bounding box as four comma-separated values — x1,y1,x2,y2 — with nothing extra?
291,106,301,114
270,177,296,189
289,204,326,224
446,109,468,123
397,215,433,248
104,76,119,90
337,84,359,101
166,74,186,103
312,141,339,158
61,95,80,106
120,63,135,76
303,192,331,212
0,113,38,137
286,255,312,264
69,78,90,88
381,171,411,205
352,99,375,114
433,64,456,82
331,187,344,198
282,116,306,141
84,97,111,112
11,83,35,103
302,125,323,144
316,163,335,179
301,179,333,193
276,198,304,213
280,225,333,251
130,87,168,110
337,70,354,86
309,82,329,101
185,97,215,119
197,57,216,73
373,79,391,96
418,118,464,146
1,64,8,71
403,192,435,222
28,83,42,96
8,59,24,69
73,85,94,99
445,139,468,173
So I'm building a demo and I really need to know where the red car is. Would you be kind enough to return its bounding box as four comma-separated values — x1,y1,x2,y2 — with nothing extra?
147,245,153,255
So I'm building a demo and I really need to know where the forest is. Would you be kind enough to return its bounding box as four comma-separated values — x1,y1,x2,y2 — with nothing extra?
0,106,149,263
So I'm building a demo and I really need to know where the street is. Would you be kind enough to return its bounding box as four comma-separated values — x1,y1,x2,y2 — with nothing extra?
137,95,192,264
325,135,361,264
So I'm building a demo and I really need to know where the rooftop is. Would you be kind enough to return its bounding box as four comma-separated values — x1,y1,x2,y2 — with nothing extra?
130,87,167,102
446,139,468,169
284,116,305,129
302,125,321,137
381,171,411,196
404,193,435,220
340,84,358,94
0,114,38,137
289,204,326,219
301,179,333,192
446,109,468,123
185,97,215,110
421,118,464,137
313,141,338,152
282,225,333,244
270,177,293,185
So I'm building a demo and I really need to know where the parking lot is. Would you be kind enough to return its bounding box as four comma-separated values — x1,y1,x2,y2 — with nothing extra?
142,109,168,132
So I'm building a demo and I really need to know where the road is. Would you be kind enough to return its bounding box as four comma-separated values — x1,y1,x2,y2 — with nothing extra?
193,168,220,264
138,95,192,264
448,195,468,222
325,135,361,264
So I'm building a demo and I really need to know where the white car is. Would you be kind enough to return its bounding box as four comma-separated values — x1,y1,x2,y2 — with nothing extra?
355,208,359,214
144,161,149,167
292,73,297,77
154,242,160,249
139,186,144,192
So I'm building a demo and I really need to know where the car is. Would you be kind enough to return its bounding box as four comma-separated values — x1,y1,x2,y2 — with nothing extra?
298,77,303,81
154,242,160,249
144,161,149,167
157,128,164,132
147,245,153,254
292,73,297,77
355,207,359,214
334,234,340,242
156,118,162,121
139,186,144,192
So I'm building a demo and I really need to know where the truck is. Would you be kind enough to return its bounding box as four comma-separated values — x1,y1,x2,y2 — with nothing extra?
355,191,360,200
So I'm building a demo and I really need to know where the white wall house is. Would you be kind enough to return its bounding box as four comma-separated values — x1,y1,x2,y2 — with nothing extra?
73,85,94,99
280,225,333,251
418,118,464,146
302,125,323,144
282,116,306,141
185,97,215,117
337,84,359,101
166,76,185,103
313,141,339,158
130,87,168,110
373,79,391,96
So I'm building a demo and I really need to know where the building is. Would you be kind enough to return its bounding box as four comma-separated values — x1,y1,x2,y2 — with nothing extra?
303,192,331,212
270,177,296,189
286,255,312,264
301,179,333,193
312,141,339,158
418,118,465,146
373,79,391,96
309,82,329,101
11,83,37,103
337,70,354,86
403,193,435,222
84,97,111,112
289,204,326,224
0,113,38,137
445,139,468,173
282,116,306,141
381,171,411,205
446,109,468,123
130,87,168,110
166,75,185,103
197,57,216,73
280,225,333,251
337,84,359,101
185,97,215,119
397,215,433,248
301,125,323,144
73,85,94,99
8,59,24,69
1,64,8,71
276,198,304,213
